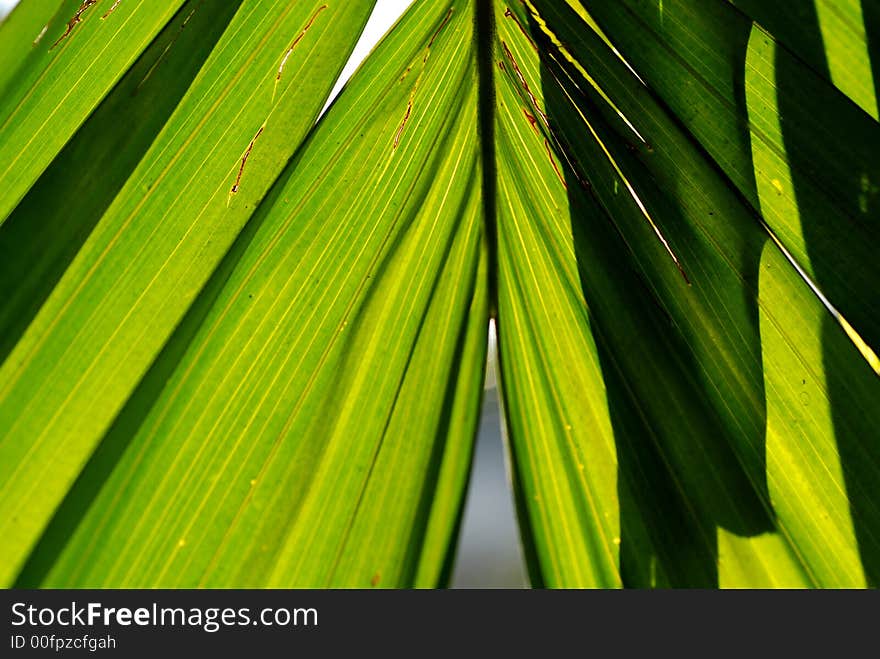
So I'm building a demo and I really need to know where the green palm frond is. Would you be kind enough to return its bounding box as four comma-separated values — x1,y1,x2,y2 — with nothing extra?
0,0,877,588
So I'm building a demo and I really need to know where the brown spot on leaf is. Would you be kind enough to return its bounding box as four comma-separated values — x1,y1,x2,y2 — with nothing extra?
501,40,550,129
394,100,413,149
504,7,537,52
428,7,453,50
101,0,122,20
51,0,98,50
230,124,265,196
392,6,454,149
275,5,329,101
545,138,567,190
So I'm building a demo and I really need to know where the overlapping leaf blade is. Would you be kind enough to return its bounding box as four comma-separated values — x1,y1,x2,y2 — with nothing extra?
728,0,880,119
14,0,487,588
0,0,376,585
0,0,877,590
494,0,880,586
0,0,190,224
0,0,68,103
0,0,241,369
579,0,880,355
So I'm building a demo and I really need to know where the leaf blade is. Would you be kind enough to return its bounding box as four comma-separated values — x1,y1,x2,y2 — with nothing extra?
14,0,487,588
0,0,377,586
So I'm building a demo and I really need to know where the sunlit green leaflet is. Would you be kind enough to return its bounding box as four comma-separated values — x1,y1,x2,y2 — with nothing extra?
0,0,878,588
0,0,190,225
579,0,880,358
497,0,880,587
0,0,377,585
10,0,487,588
728,0,880,119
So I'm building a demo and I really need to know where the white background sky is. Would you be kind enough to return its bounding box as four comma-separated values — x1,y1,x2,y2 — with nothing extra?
0,0,17,18
328,1,415,103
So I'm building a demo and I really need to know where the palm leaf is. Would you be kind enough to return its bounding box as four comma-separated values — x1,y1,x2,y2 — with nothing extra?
1,0,877,588
497,0,879,587
0,0,190,224
20,0,486,588
0,0,378,585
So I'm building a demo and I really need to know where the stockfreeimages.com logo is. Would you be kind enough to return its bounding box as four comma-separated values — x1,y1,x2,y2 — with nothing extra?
11,601,318,633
